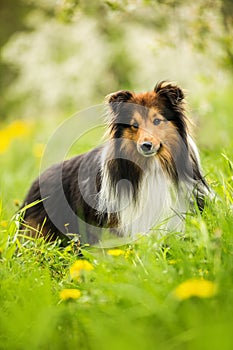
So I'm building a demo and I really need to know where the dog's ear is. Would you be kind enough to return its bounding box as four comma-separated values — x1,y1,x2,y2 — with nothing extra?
106,90,134,114
154,81,185,106
107,90,133,104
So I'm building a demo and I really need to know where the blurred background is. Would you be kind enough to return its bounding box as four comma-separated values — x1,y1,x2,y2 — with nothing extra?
1,0,233,117
0,0,233,214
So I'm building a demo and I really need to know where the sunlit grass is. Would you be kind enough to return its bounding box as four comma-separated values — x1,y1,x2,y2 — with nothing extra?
0,182,233,349
0,89,233,350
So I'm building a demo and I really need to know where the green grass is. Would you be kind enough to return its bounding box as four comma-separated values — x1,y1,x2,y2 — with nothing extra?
0,89,233,350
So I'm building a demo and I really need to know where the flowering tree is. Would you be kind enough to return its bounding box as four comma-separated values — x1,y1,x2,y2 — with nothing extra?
0,0,232,119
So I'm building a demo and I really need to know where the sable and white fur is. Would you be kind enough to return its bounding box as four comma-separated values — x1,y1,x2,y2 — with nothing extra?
20,81,210,244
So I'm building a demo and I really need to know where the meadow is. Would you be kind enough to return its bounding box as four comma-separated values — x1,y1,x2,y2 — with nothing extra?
0,84,233,350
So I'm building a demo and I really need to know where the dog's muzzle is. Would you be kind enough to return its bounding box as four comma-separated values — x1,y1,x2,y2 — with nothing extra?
137,142,161,157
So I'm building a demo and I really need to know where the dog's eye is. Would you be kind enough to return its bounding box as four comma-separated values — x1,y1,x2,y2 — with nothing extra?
153,119,161,126
131,122,139,130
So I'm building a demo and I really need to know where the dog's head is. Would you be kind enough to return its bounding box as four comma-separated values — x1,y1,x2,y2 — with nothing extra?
106,81,190,181
106,81,187,151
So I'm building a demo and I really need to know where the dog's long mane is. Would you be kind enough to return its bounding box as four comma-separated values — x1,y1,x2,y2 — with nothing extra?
98,81,209,236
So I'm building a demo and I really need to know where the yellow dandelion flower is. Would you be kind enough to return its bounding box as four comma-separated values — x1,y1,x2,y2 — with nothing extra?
0,134,10,154
7,120,31,138
70,260,94,280
174,278,217,300
0,220,8,228
107,249,125,256
124,249,134,260
33,143,46,158
168,259,178,265
0,120,31,154
59,288,81,300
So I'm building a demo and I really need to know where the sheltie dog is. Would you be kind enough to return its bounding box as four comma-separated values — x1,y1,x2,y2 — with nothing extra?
20,81,210,244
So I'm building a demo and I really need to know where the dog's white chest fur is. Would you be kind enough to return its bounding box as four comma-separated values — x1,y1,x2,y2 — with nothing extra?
120,165,172,236
98,160,188,237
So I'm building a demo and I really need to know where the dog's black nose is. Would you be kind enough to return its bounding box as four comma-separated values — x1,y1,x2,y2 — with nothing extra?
140,142,153,152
